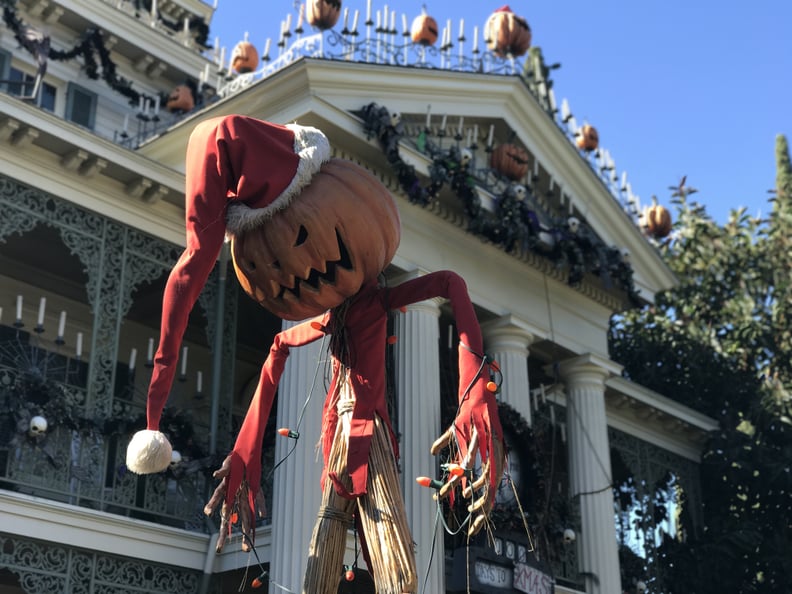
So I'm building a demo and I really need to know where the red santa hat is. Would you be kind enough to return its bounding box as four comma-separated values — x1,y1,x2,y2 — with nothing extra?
126,115,331,474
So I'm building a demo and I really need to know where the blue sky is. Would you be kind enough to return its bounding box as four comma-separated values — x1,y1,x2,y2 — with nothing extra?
209,1,792,224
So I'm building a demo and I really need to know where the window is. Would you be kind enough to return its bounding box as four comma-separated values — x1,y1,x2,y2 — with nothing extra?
65,82,97,129
7,67,56,111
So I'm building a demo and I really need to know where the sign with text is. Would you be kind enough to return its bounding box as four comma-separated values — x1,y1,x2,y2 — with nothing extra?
474,560,513,589
513,562,554,594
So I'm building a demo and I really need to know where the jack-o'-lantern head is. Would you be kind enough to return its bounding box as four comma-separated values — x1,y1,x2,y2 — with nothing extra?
576,124,599,152
166,85,195,113
485,5,531,58
231,41,259,74
225,122,400,321
306,0,342,31
410,9,438,46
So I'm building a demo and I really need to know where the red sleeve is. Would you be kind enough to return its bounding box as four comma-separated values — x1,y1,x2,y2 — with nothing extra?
386,270,483,353
386,271,502,475
227,314,328,509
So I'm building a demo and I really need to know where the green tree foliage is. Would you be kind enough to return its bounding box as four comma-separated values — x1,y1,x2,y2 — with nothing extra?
608,136,792,593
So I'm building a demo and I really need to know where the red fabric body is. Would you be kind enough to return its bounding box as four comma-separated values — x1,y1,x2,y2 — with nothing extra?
227,270,504,512
146,115,299,431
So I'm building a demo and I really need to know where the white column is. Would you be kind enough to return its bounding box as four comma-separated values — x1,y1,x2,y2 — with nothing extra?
394,296,444,593
270,320,329,592
481,315,538,426
557,354,622,594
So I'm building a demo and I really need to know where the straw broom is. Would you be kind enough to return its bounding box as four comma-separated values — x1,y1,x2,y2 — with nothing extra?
303,406,356,594
303,383,417,594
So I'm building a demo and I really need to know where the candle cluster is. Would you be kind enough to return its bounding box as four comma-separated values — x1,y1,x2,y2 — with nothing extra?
6,294,84,356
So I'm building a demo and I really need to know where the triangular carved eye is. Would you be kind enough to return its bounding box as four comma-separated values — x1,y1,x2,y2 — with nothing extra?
294,225,308,246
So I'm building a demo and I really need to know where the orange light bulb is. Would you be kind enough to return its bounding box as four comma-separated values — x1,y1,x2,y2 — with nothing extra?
486,381,498,393
446,464,465,477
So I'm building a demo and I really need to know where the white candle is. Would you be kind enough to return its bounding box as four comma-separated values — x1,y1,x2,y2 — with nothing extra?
129,348,137,371
425,104,431,129
473,123,478,144
351,9,359,32
533,158,539,177
343,7,349,30
366,0,371,23
457,116,464,135
459,18,464,40
37,297,46,326
203,63,210,84
123,113,129,132
441,114,447,132
263,38,271,57
154,95,160,114
297,4,304,29
181,346,188,376
147,337,154,361
285,13,291,32
219,46,226,68
402,13,408,34
390,10,395,33
473,25,479,52
57,311,66,338
16,295,22,321
183,16,189,34
151,0,157,20
375,10,380,30
382,5,388,29
487,124,494,147
197,371,203,393
466,128,472,146
76,332,83,357
138,95,143,112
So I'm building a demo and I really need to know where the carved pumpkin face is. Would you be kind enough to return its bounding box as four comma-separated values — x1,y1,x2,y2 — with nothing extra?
232,159,400,321
231,41,259,74
485,6,531,58
165,85,194,113
411,13,438,46
306,0,341,31
643,203,672,238
576,124,599,152
490,143,530,181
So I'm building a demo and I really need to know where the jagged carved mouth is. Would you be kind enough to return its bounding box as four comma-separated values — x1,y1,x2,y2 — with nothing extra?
275,229,353,301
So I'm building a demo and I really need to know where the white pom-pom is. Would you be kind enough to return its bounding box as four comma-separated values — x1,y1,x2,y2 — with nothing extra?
126,430,173,474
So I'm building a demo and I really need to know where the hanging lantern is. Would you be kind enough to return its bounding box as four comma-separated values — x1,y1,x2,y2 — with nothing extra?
575,124,599,152
642,199,672,238
490,143,530,181
231,40,259,74
165,85,195,113
306,0,342,31
410,9,438,46
484,5,531,58
232,159,401,321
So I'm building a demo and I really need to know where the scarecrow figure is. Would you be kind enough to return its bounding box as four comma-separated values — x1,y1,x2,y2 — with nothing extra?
126,115,505,594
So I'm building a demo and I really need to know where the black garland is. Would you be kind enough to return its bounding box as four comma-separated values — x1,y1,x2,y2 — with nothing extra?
359,102,640,305
0,0,207,106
